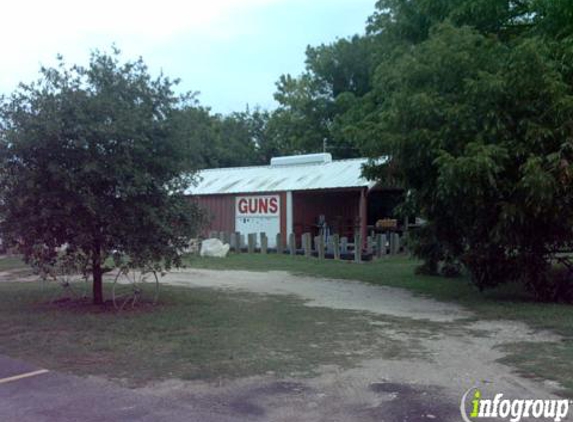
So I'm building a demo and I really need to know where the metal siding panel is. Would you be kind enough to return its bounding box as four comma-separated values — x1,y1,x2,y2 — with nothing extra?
195,195,235,235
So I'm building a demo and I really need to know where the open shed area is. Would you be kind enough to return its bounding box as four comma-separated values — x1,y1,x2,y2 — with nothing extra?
188,153,405,249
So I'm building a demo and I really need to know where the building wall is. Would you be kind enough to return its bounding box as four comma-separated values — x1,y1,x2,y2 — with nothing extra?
194,195,235,234
292,189,361,240
194,192,288,243
194,189,364,244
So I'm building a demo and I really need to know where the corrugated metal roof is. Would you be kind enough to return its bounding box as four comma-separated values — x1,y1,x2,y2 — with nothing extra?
186,157,384,196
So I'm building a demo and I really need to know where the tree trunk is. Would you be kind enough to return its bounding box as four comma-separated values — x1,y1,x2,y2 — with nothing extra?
92,246,104,305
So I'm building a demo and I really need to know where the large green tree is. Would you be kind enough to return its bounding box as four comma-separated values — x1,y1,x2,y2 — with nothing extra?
269,35,376,158
0,50,203,304
353,0,573,299
172,106,271,168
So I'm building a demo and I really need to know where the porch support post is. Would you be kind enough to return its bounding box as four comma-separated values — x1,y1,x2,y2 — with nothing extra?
285,191,293,246
359,188,368,249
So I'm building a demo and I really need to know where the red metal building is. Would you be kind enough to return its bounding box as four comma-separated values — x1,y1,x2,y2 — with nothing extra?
186,153,398,248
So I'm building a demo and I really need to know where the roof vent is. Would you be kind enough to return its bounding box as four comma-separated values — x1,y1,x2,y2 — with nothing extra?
270,153,332,167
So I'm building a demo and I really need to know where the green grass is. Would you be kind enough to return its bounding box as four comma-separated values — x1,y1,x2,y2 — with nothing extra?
2,253,573,395
0,281,432,386
0,256,31,273
498,341,573,396
185,254,573,395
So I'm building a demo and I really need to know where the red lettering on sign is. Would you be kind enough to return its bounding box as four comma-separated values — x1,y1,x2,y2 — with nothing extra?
238,198,248,214
237,196,279,215
259,198,268,213
248,198,257,214
269,197,278,213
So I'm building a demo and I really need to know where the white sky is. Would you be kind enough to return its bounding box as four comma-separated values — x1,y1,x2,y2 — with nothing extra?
1,0,375,113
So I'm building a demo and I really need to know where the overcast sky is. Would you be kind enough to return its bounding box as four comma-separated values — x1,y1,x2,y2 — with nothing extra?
1,0,375,114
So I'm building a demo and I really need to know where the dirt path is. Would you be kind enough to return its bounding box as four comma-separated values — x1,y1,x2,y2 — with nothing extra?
164,269,471,322
148,268,566,422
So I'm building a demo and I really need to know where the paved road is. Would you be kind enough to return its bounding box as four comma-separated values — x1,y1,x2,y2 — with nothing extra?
0,355,240,422
0,354,463,422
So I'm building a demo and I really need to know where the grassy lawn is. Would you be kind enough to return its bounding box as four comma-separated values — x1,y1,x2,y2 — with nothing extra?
1,254,572,395
0,280,435,386
0,256,27,271
186,254,573,395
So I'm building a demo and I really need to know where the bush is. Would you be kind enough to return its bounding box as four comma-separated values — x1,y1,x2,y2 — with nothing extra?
461,245,519,291
407,225,444,276
521,262,573,303
440,258,462,278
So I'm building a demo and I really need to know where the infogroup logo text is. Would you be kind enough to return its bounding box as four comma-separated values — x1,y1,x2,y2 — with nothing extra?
460,388,570,422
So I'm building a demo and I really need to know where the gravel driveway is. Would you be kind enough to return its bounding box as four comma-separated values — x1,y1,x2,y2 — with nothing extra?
148,268,565,422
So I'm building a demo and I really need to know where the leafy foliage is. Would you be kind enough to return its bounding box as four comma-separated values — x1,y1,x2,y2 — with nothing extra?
355,1,573,299
268,35,377,158
273,0,573,300
172,107,270,168
0,49,204,304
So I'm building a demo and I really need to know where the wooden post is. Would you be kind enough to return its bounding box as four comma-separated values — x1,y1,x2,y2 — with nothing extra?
301,233,307,256
340,237,348,255
326,236,333,255
388,233,394,255
240,234,245,252
317,236,325,260
289,233,296,256
260,233,268,254
393,233,401,255
332,234,340,260
248,233,256,254
402,221,409,254
276,233,284,254
366,235,373,255
375,234,383,258
359,188,367,250
354,233,362,263
230,233,238,253
303,233,312,257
